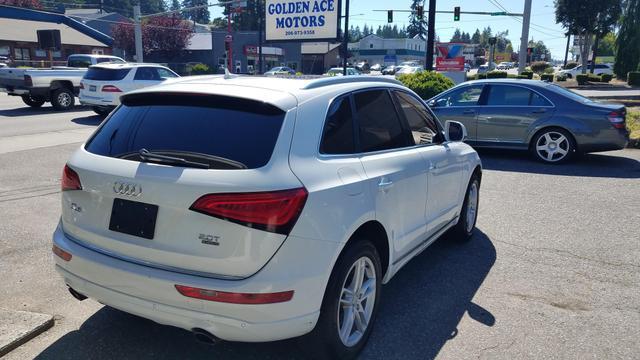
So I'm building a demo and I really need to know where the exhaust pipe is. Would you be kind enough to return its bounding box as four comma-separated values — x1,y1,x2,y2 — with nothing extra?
192,328,220,345
67,286,88,301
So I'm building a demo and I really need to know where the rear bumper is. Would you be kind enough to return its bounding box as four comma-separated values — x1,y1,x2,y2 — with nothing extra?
578,129,629,153
79,92,119,106
52,222,340,342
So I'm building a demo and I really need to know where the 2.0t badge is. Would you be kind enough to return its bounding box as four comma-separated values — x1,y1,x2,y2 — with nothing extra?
113,182,142,197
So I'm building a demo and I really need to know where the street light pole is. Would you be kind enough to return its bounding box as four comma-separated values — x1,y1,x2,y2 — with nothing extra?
133,5,143,62
517,0,531,73
425,0,436,71
258,0,263,74
342,0,350,76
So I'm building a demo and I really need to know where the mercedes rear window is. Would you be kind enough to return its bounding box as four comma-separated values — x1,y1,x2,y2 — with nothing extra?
85,94,286,169
84,67,131,81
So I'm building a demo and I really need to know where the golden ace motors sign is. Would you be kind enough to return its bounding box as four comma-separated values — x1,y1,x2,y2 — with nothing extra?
265,0,341,41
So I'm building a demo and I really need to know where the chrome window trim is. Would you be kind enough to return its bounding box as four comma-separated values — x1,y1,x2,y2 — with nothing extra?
433,83,556,109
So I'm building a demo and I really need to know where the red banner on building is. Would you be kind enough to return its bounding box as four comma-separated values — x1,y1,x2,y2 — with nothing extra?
435,42,465,71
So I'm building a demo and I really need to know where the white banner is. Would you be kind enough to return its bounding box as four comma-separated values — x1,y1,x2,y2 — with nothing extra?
265,0,340,41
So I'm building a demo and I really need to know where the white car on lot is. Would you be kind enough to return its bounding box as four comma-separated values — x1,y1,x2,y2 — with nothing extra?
79,63,179,115
53,75,481,358
558,63,614,78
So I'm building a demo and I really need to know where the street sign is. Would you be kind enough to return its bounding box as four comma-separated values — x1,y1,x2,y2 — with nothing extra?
265,0,341,42
436,43,465,71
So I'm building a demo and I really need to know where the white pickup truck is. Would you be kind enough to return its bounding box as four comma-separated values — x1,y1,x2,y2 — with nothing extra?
0,54,124,110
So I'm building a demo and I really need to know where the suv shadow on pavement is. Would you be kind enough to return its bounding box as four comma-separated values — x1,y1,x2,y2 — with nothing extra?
71,115,104,126
34,230,496,360
0,105,90,117
478,149,640,179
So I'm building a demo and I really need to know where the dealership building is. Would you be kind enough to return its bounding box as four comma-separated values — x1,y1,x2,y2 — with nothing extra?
348,34,426,67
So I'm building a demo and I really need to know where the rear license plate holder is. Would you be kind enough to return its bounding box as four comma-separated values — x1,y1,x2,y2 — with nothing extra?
109,198,158,239
89,85,96,92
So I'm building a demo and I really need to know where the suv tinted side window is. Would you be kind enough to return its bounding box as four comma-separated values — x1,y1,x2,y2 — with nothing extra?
320,96,355,154
354,90,411,152
393,91,440,145
134,67,161,80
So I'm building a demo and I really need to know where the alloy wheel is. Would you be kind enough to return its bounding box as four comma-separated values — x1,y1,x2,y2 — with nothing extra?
466,181,479,233
337,256,376,347
58,92,72,108
535,131,570,163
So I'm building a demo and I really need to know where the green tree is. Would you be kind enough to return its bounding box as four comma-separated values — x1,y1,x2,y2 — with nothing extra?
528,39,551,61
407,0,427,39
450,28,462,42
209,17,227,29
182,0,210,24
555,0,622,73
614,0,640,77
471,29,481,44
596,32,616,56
170,0,181,11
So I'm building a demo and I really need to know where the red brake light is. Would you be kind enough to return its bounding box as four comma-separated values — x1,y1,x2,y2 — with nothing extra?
24,75,33,87
190,188,308,235
608,111,625,129
52,244,72,261
175,285,294,304
61,165,82,191
101,85,122,92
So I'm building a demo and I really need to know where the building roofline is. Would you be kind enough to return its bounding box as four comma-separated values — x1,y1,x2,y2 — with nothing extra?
0,5,112,46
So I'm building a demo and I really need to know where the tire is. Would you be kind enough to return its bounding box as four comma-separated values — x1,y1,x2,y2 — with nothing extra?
50,88,75,111
92,106,113,116
449,175,480,242
530,127,576,164
305,240,382,359
21,95,45,108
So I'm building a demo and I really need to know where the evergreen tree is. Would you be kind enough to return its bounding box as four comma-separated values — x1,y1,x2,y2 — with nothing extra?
170,0,181,11
614,0,639,77
182,0,210,24
461,32,471,43
471,29,481,44
450,28,462,42
407,0,427,38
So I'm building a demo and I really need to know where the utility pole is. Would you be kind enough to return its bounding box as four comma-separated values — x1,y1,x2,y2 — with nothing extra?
425,0,436,71
226,3,233,72
133,5,143,62
258,0,263,74
517,0,531,73
342,0,350,76
563,33,570,68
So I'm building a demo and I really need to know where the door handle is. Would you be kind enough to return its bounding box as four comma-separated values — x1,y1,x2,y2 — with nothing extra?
532,108,547,114
463,109,475,114
378,178,394,191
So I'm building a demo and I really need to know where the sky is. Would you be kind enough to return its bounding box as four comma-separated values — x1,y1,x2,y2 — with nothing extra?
210,0,570,60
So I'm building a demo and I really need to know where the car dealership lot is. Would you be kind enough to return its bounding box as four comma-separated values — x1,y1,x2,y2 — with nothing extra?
1,93,639,359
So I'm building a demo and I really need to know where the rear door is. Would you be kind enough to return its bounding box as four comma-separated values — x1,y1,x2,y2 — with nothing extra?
132,66,164,90
430,84,485,142
62,93,301,278
355,89,428,259
476,84,555,146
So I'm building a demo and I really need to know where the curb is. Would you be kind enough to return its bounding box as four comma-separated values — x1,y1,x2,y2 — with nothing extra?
0,309,54,357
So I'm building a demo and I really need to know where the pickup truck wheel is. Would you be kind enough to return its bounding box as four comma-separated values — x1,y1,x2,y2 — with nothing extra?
51,88,75,111
21,95,45,108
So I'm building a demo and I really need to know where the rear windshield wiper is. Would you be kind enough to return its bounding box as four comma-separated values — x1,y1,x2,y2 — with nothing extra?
138,148,210,169
145,150,248,170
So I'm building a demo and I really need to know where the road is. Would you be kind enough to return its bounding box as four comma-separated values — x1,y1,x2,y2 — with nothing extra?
1,94,639,359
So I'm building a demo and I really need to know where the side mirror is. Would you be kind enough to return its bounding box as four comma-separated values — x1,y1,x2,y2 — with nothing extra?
427,99,436,107
445,121,467,142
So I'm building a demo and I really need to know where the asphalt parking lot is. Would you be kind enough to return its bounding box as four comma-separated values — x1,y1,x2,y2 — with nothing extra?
1,94,639,359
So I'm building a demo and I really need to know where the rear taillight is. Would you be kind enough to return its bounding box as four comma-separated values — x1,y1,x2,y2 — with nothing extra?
24,75,32,87
79,82,84,89
190,188,308,235
174,285,293,304
101,85,122,92
608,111,625,129
61,165,82,191
52,244,72,261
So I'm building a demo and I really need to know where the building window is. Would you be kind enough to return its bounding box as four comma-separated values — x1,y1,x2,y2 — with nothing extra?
0,46,10,56
369,44,373,49
14,48,30,60
92,48,104,55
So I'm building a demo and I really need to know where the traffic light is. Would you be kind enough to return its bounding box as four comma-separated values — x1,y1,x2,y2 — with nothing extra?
454,6,460,21
388,10,393,23
416,5,423,20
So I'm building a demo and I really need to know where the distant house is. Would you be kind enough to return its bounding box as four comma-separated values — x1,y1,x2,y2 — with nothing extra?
301,42,342,74
66,8,132,39
348,34,426,67
0,5,112,67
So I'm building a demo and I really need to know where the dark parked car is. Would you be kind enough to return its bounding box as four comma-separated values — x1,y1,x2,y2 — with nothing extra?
428,79,628,163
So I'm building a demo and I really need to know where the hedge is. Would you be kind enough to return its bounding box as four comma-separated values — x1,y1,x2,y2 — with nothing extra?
588,73,601,82
576,74,589,85
190,63,211,75
564,61,579,70
628,72,640,86
520,71,534,79
477,73,487,79
531,61,549,74
540,74,554,82
556,74,567,81
600,74,613,83
516,75,530,79
396,71,455,99
486,71,508,78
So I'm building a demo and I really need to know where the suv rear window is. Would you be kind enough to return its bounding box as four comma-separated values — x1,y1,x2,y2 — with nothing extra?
85,94,286,169
84,67,131,81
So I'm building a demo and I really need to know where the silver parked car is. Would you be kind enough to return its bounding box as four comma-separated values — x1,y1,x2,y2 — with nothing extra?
428,79,629,163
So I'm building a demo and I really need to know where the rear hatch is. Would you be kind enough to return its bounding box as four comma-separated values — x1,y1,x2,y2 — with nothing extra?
80,67,131,102
61,91,303,279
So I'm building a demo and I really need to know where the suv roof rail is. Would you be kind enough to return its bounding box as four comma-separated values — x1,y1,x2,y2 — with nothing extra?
302,76,403,90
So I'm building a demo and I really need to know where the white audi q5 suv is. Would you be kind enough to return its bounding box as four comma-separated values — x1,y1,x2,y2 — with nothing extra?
53,75,482,359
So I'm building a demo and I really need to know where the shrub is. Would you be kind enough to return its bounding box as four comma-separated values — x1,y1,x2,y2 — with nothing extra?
543,67,555,74
477,73,487,79
588,73,601,82
600,74,613,83
516,75,530,79
576,74,589,85
396,71,455,99
486,71,508,78
190,63,211,75
520,71,534,79
564,61,579,70
628,72,640,86
540,74,554,82
530,61,549,74
556,74,567,81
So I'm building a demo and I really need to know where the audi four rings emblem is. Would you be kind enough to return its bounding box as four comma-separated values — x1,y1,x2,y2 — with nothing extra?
113,182,142,196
